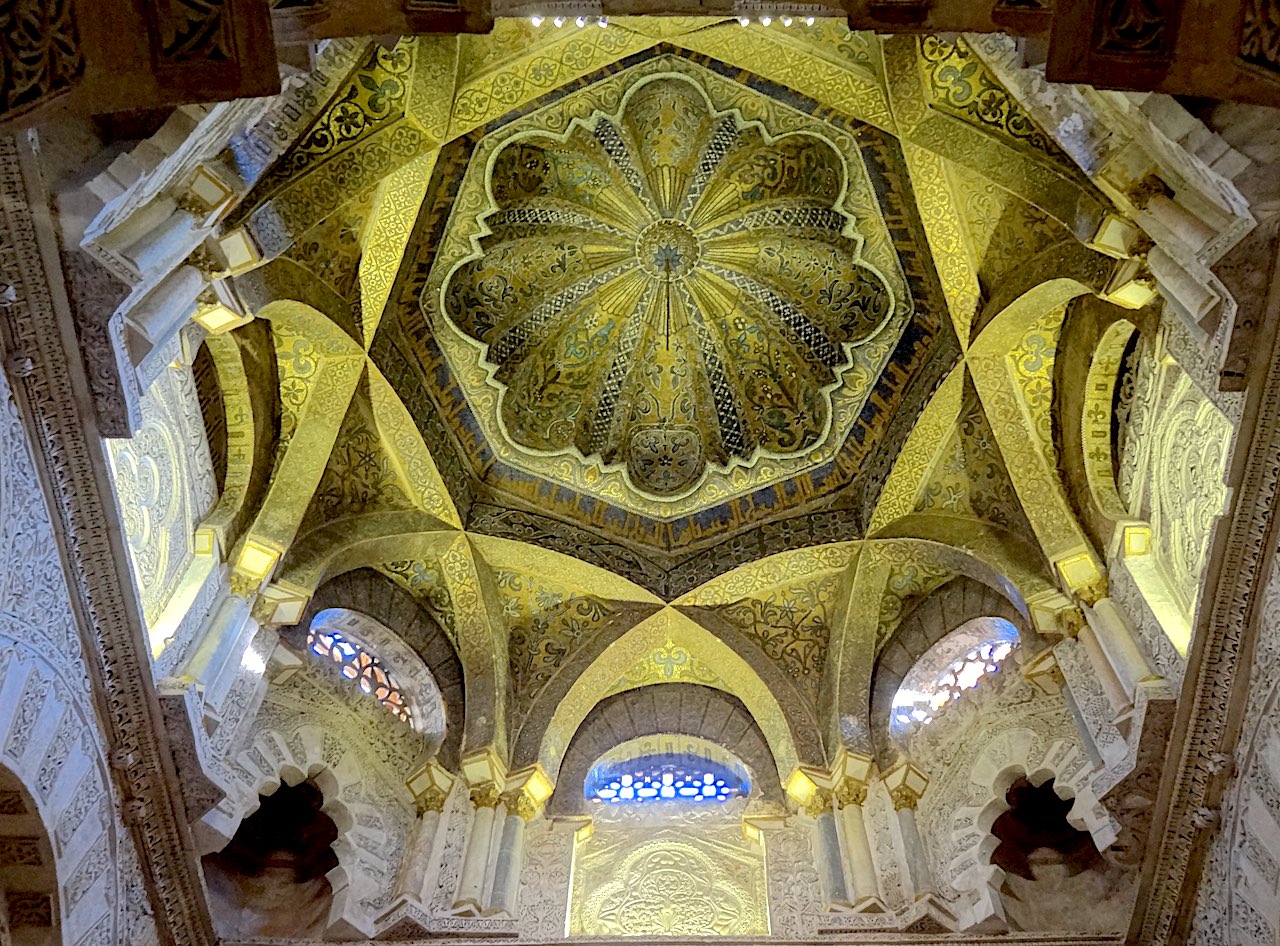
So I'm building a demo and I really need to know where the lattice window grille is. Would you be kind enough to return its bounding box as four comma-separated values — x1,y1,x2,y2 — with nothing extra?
306,626,412,724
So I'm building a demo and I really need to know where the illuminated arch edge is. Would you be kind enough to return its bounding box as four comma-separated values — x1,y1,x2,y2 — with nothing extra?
537,608,804,785
426,59,902,515
1082,319,1138,521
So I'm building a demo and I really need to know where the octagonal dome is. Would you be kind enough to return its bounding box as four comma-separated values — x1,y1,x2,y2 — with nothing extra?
441,75,894,497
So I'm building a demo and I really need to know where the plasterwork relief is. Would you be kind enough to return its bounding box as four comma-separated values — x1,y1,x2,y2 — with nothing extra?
1110,558,1187,687
901,143,980,344
763,824,822,938
498,570,616,719
570,808,768,936
539,606,804,780
305,394,414,526
603,639,732,695
235,40,431,252
0,0,83,121
0,372,150,946
914,376,1037,540
220,661,420,929
945,161,1071,299
359,152,436,347
968,298,1096,565
917,37,1058,157
377,557,456,639
1147,370,1233,617
518,822,574,938
711,573,840,710
671,23,893,132
1189,544,1280,946
107,364,217,627
423,54,914,521
449,21,651,135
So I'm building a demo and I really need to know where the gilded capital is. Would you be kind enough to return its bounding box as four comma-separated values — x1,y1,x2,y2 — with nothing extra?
834,777,868,809
469,782,502,809
503,790,539,821
417,785,450,815
889,785,920,812
803,787,833,819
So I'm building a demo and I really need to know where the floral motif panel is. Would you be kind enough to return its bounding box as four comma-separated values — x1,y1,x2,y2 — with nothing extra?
569,807,769,936
442,74,892,497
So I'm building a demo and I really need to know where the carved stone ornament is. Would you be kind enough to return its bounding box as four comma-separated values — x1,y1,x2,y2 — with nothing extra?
0,136,216,944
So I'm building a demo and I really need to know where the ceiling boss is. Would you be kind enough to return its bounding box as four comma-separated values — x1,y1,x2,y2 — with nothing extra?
443,74,894,498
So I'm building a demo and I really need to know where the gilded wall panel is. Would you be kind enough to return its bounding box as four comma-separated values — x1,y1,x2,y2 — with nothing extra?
570,812,769,936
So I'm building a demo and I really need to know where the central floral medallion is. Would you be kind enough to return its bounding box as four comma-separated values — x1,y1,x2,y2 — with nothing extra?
443,75,893,497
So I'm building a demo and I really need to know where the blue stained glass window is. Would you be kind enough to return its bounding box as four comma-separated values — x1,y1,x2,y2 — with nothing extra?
584,752,749,804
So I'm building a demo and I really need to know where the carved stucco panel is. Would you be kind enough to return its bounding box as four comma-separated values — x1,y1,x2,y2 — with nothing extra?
106,362,217,628
0,370,155,945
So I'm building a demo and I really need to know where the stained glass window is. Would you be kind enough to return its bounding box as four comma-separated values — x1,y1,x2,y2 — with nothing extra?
584,736,750,805
306,625,412,724
891,617,1020,734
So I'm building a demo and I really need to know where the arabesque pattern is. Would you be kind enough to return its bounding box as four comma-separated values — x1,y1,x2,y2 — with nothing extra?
443,75,892,497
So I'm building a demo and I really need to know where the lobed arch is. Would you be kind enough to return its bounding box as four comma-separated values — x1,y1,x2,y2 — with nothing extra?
0,766,59,945
0,632,128,945
218,719,416,939
940,726,1116,931
293,569,464,769
547,684,784,816
869,576,1037,767
531,606,812,789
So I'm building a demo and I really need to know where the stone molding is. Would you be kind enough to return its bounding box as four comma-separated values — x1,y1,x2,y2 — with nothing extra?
1130,221,1280,942
0,133,215,944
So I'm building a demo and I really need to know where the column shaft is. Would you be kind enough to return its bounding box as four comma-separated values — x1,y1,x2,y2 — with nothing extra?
814,806,850,907
1084,596,1156,699
455,796,498,912
838,802,878,903
1076,621,1130,715
896,804,934,899
395,809,442,901
490,812,527,914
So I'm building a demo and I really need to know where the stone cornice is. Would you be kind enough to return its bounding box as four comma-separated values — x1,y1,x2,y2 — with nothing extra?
0,133,216,945
1130,234,1280,940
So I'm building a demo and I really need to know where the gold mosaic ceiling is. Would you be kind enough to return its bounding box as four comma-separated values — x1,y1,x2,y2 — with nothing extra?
228,22,1117,598
441,75,894,498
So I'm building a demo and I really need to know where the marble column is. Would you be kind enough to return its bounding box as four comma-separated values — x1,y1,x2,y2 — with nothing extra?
395,786,450,902
834,778,878,904
490,791,537,914
454,782,501,914
1075,617,1131,716
1082,595,1157,702
889,785,933,899
808,789,850,908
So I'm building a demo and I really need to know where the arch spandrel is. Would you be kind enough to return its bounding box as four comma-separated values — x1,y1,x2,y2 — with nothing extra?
468,533,663,605
535,606,809,786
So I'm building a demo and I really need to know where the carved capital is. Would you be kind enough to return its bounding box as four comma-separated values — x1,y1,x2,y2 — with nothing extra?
469,782,502,810
1124,173,1174,212
803,787,833,818
503,790,539,821
1075,576,1110,608
416,785,450,815
889,786,920,812
834,777,868,809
